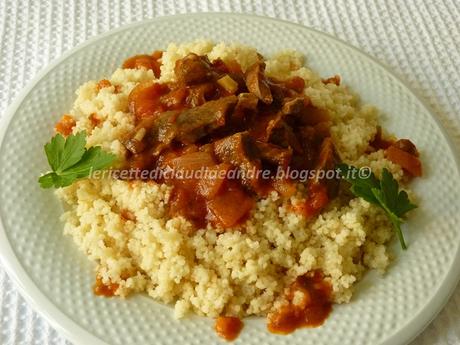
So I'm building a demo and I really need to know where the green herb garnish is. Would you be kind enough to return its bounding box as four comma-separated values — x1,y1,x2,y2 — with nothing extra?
337,164,417,250
38,131,116,189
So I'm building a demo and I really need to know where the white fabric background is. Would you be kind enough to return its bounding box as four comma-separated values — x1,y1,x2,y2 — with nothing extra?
0,0,459,344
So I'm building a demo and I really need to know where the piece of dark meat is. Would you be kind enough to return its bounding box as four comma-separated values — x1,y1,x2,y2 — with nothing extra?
124,117,158,155
269,121,303,153
175,53,213,86
249,112,281,142
392,139,419,157
249,108,304,159
369,126,393,150
322,75,341,85
267,80,288,103
250,100,331,172
186,82,216,107
288,126,316,171
267,78,305,103
214,132,262,191
236,92,259,111
230,93,259,127
278,96,313,131
312,137,340,198
250,96,308,149
175,96,237,143
282,97,307,116
297,123,331,147
151,96,238,154
125,138,145,155
245,61,273,104
149,110,180,154
288,137,339,218
314,137,338,173
298,105,330,126
254,141,292,169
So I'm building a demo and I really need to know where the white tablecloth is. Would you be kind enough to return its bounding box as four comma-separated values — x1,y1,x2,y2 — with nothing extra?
0,1,459,344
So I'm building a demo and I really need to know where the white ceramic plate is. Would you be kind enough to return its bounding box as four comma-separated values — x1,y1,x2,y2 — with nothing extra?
0,13,459,345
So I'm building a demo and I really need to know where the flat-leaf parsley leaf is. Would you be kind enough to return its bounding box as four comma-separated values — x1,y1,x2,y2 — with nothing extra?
337,164,417,250
38,131,116,189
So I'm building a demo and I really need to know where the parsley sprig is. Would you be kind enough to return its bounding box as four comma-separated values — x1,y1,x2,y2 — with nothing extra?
337,164,417,250
38,131,116,188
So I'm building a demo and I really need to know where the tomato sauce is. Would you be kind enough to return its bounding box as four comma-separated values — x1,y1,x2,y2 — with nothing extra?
321,75,341,85
283,76,306,93
291,183,329,218
93,276,119,297
215,316,244,341
267,270,332,334
120,209,136,221
89,113,101,128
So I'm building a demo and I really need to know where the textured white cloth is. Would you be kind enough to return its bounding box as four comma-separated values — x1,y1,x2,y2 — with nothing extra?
0,1,459,344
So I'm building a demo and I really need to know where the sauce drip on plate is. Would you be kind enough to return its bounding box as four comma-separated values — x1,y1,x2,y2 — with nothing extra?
267,270,332,334
215,316,244,341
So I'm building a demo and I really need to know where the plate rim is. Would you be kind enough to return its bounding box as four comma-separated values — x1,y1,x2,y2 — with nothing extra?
0,12,459,345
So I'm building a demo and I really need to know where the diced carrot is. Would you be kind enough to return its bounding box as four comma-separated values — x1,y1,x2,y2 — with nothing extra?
128,81,169,119
385,145,422,177
272,178,296,198
160,87,188,109
54,114,76,136
122,54,162,77
207,185,254,228
292,183,329,218
198,163,232,199
96,79,112,91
